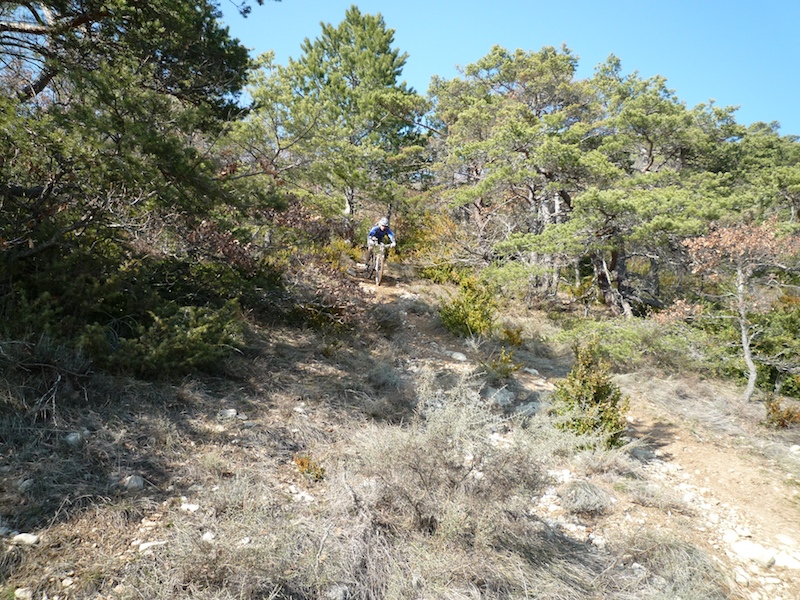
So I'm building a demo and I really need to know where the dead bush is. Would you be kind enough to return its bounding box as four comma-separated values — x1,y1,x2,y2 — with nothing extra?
339,373,546,543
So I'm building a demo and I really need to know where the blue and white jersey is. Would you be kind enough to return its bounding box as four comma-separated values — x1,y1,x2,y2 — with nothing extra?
368,224,395,245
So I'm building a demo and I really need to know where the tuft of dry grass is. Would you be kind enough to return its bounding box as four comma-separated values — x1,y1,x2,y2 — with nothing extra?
559,480,616,516
620,531,731,599
617,479,693,515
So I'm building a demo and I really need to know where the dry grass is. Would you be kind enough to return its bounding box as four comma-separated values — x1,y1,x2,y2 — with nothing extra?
559,480,616,516
1,308,739,600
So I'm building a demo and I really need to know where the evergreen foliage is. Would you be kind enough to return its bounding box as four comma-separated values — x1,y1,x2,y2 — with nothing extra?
438,277,497,337
2,2,800,402
553,341,629,448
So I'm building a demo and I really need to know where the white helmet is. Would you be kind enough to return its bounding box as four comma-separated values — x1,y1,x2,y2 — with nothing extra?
378,217,389,227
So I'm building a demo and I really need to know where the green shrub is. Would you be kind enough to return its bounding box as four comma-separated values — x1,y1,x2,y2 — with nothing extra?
419,263,469,285
554,317,719,375
552,341,629,448
438,277,496,337
481,348,521,384
81,300,243,378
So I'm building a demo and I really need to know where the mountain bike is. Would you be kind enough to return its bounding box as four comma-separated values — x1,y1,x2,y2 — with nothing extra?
366,242,393,286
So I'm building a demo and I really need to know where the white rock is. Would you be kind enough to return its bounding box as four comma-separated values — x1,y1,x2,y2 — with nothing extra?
774,551,800,570
789,445,800,454
731,540,777,568
202,532,215,542
123,475,145,491
11,533,39,546
180,503,200,513
14,589,33,600
723,530,739,544
523,367,540,376
61,577,75,588
776,534,798,547
138,541,166,552
450,351,467,361
734,566,751,585
65,432,83,447
218,409,238,419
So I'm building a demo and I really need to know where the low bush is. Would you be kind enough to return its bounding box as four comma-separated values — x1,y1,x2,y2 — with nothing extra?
763,395,800,429
438,277,496,337
481,347,522,384
344,373,545,541
80,300,244,379
554,317,720,376
552,341,629,448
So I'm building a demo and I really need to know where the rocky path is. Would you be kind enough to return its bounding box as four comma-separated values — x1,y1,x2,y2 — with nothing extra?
363,266,800,600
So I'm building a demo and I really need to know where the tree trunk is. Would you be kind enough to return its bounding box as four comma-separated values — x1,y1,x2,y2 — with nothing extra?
344,186,355,216
593,251,633,318
737,264,758,402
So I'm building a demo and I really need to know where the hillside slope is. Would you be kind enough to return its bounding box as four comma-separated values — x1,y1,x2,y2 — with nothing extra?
3,262,800,599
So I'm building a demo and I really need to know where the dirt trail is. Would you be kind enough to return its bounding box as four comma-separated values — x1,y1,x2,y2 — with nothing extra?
359,263,800,600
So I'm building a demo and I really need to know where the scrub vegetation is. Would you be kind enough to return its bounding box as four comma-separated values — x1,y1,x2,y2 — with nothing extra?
2,2,800,598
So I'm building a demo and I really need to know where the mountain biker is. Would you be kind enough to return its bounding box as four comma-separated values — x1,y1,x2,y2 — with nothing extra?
364,217,396,272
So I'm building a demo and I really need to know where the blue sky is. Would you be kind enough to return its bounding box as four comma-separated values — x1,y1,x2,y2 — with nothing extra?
221,0,800,136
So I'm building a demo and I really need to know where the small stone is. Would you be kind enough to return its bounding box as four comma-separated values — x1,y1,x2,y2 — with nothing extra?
18,479,34,492
180,503,200,513
734,566,751,585
11,533,39,546
789,445,800,454
523,367,540,376
123,475,145,491
483,387,514,406
138,541,166,552
326,584,350,600
14,589,33,600
202,531,215,542
631,447,656,460
774,551,800,570
449,351,467,361
731,540,777,568
723,530,739,544
65,432,84,447
218,408,237,419
61,577,75,588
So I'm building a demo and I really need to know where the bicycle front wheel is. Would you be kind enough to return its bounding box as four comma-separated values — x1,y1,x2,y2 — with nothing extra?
374,253,384,286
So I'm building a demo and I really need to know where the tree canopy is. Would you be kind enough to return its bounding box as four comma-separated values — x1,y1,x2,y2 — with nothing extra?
3,2,800,399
